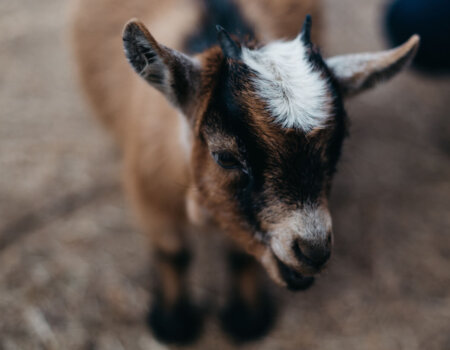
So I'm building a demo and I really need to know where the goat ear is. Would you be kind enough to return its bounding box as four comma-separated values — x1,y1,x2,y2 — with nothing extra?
123,19,200,111
326,35,420,97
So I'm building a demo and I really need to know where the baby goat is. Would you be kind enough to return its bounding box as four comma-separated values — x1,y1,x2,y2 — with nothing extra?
72,0,419,344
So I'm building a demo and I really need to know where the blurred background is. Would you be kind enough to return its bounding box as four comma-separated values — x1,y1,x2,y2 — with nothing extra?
0,0,449,349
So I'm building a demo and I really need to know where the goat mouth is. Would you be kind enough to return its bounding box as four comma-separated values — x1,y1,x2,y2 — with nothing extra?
275,257,315,291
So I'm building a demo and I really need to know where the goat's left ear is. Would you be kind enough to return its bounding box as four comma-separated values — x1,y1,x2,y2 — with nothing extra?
123,19,201,112
326,35,420,97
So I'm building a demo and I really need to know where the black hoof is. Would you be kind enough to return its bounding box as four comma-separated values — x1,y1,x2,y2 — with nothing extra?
147,297,204,345
220,293,276,343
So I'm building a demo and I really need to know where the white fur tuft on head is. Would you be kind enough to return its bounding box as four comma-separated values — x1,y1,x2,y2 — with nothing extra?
242,37,331,132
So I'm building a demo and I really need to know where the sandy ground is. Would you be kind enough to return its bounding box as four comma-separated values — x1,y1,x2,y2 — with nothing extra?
0,0,449,349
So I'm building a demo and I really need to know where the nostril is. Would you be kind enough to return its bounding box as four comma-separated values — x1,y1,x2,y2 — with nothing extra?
308,248,331,267
293,240,331,269
293,242,312,266
327,233,332,245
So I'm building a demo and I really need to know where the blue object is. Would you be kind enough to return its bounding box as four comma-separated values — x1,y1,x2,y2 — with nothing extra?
385,0,450,72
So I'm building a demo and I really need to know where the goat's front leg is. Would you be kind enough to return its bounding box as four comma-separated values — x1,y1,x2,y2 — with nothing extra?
145,227,203,345
220,248,276,343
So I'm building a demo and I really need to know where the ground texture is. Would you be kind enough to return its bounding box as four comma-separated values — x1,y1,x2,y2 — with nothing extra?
0,0,449,349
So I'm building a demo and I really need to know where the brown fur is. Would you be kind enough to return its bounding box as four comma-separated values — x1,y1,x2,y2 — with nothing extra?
71,0,418,341
71,0,321,261
71,3,322,334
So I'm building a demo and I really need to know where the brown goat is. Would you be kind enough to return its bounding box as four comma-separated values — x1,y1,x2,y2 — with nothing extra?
71,0,419,344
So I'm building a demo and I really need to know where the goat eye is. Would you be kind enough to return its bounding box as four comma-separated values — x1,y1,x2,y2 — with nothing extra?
212,152,241,170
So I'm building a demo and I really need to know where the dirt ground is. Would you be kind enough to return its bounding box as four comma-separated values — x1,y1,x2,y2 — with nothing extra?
0,0,449,349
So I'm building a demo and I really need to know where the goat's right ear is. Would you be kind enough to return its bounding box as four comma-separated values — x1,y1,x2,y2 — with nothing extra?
123,19,201,111
326,35,420,97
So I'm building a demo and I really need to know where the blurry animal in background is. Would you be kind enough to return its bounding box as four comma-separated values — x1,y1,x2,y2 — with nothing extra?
385,0,450,72
71,0,419,344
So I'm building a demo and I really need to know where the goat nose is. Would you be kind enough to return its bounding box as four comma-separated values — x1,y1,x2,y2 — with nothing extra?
293,236,331,270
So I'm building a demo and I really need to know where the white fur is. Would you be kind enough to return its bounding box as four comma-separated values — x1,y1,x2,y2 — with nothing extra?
177,112,192,158
270,206,332,267
242,37,330,132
